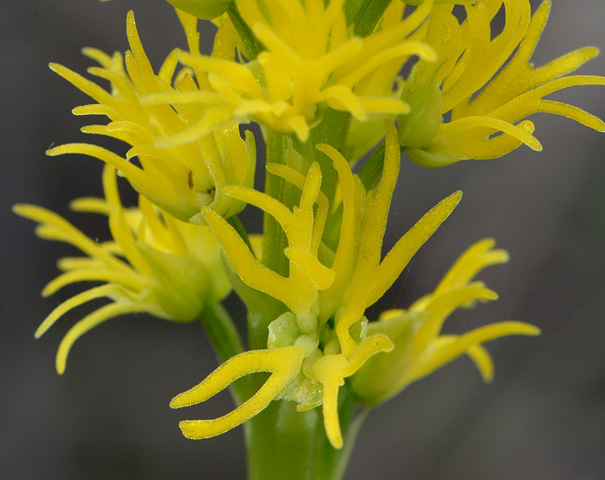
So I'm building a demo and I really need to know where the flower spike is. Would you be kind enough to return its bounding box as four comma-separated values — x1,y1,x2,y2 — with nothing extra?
17,0,563,465
176,122,463,448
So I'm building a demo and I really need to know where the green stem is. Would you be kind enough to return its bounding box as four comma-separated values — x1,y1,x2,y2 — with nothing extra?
261,132,292,277
227,2,263,60
245,387,364,480
293,109,351,207
358,142,386,191
227,214,255,258
332,408,368,480
260,109,350,280
245,111,362,480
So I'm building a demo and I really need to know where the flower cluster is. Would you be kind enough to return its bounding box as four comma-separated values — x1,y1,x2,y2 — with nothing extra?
168,124,537,448
49,10,256,224
17,0,603,470
399,0,605,165
144,0,435,142
15,166,230,374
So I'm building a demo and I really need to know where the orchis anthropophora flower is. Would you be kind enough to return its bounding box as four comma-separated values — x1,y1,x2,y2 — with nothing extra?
49,10,256,224
15,166,230,374
398,0,605,165
351,239,540,406
20,0,597,477
168,123,536,449
143,0,436,142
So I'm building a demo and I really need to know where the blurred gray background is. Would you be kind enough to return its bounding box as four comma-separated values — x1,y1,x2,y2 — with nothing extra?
1,1,604,478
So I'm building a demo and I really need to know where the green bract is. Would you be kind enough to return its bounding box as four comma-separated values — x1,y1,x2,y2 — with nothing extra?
164,0,232,20
398,66,443,154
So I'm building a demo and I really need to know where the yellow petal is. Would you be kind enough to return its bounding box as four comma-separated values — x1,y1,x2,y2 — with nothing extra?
56,302,148,374
35,284,121,338
404,321,540,385
367,190,462,305
171,346,305,439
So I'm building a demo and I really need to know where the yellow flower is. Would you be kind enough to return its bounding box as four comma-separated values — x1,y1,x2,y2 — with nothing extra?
48,10,256,224
169,123,461,448
14,166,230,374
143,0,436,142
351,239,540,406
399,0,605,165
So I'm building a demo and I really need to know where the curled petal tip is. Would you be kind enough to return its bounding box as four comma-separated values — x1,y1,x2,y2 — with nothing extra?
484,289,499,301
45,146,60,157
448,190,463,208
169,392,193,409
530,141,543,152
422,48,438,63
12,204,26,216
55,358,66,375
177,419,229,440
178,420,207,440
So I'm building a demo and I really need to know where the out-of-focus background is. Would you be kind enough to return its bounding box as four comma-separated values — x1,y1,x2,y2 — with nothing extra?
2,1,604,479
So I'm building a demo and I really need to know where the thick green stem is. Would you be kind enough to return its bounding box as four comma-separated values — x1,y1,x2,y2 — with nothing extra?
261,132,293,277
242,112,366,479
245,387,364,480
